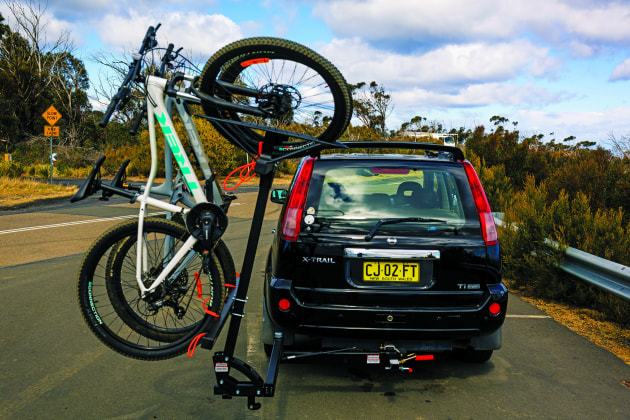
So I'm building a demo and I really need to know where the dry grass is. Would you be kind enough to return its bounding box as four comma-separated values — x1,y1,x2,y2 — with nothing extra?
514,291,630,365
0,177,77,207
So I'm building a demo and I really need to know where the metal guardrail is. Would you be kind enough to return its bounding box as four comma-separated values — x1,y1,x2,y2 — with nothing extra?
559,246,630,301
493,213,630,302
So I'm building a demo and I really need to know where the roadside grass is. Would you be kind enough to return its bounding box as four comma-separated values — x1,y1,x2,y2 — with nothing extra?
0,172,291,209
0,176,77,207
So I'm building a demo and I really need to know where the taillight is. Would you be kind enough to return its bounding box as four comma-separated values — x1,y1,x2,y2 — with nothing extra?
281,157,316,241
278,298,291,311
489,302,501,316
462,161,498,246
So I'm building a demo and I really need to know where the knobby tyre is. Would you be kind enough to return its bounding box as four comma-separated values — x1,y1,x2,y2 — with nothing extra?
77,218,225,360
198,37,352,158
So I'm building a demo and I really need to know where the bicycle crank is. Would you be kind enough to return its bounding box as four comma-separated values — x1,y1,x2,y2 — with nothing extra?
186,202,228,246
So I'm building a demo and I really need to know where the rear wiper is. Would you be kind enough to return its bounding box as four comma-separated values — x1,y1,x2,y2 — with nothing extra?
364,217,447,241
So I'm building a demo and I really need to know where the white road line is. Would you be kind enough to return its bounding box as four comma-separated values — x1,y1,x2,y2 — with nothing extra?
507,315,552,319
0,212,166,235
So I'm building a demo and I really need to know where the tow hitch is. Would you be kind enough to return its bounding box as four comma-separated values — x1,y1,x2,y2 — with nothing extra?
370,345,435,373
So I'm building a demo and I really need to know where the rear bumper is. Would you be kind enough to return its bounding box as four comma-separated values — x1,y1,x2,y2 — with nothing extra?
265,276,508,343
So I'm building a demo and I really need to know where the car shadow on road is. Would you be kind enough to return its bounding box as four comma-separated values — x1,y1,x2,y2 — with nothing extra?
272,351,496,394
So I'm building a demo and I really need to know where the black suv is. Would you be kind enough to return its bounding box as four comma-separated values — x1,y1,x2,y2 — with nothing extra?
263,142,507,363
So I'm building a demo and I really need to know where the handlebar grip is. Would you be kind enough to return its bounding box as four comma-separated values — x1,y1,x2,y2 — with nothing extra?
99,99,118,127
129,104,147,135
141,25,159,52
158,43,175,76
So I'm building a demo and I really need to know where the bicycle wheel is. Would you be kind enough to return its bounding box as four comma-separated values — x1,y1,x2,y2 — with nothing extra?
104,236,235,343
105,231,226,342
198,37,352,157
77,218,224,360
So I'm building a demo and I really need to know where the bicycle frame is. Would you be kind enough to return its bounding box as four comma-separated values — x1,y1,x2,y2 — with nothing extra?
131,75,209,297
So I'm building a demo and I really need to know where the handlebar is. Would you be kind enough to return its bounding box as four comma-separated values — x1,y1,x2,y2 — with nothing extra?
99,24,161,127
126,42,186,135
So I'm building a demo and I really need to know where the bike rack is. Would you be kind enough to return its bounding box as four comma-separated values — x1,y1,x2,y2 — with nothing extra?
73,89,350,410
71,127,439,410
199,130,287,410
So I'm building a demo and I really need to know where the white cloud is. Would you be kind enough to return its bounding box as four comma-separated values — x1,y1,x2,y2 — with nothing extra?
312,0,630,50
312,1,520,43
0,2,77,47
610,58,630,81
569,41,597,58
96,11,243,57
516,106,630,141
562,2,630,43
393,82,569,109
319,38,562,90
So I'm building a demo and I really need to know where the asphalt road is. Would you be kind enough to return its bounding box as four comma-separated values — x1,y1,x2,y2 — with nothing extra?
1,192,629,419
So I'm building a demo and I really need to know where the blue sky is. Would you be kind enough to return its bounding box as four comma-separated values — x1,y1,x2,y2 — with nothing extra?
3,0,630,147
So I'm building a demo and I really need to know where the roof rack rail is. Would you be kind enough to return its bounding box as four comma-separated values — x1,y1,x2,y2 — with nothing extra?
326,141,465,162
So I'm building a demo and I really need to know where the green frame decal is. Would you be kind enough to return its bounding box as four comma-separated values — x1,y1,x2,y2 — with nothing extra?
156,112,200,191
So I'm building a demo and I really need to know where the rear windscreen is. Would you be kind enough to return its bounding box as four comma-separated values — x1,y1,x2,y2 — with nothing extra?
307,161,479,236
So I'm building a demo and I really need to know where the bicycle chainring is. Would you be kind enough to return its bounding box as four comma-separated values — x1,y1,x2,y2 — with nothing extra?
186,202,228,246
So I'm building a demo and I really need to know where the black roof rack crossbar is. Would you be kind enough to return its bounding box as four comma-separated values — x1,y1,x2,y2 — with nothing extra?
331,141,465,162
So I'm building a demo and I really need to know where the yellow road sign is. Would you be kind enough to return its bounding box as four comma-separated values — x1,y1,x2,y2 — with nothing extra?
45,126,59,137
42,105,61,126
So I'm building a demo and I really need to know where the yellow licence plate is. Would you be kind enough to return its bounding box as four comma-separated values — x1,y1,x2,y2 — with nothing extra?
363,261,419,282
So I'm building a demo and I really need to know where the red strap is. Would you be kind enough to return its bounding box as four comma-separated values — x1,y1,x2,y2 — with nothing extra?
195,272,202,299
188,333,206,357
202,297,220,317
222,142,263,191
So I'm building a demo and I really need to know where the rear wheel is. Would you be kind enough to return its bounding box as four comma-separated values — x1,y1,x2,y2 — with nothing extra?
198,37,352,159
77,218,224,360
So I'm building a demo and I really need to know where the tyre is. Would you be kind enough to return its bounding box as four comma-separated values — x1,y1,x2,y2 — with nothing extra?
213,238,237,288
198,37,352,158
77,218,225,360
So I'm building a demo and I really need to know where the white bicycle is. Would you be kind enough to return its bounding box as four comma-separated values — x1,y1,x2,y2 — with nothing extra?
74,24,352,360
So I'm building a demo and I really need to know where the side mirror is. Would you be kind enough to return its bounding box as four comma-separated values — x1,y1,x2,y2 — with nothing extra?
270,189,287,204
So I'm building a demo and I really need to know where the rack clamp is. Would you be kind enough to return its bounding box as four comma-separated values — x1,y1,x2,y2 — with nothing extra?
253,132,284,176
213,332,284,410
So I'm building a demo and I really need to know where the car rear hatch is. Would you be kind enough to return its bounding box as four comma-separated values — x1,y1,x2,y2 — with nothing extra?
285,154,501,313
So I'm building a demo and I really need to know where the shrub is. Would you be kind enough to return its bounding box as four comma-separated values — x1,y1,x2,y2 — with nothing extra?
500,175,630,325
467,152,513,212
0,161,24,178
